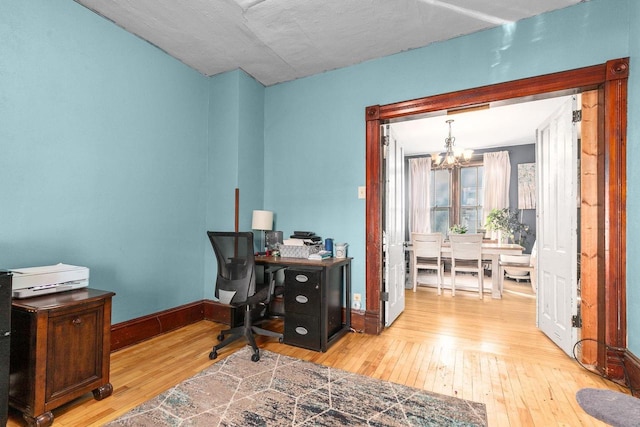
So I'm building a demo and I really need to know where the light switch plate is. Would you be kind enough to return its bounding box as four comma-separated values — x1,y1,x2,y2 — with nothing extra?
358,186,366,199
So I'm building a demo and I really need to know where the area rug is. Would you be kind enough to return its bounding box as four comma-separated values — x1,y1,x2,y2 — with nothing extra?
105,346,487,426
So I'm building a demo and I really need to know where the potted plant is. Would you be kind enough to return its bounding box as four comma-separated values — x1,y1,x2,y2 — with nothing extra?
485,208,509,242
449,224,468,234
485,208,530,245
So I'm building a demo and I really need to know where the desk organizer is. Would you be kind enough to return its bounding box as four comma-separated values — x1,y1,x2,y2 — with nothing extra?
278,244,322,259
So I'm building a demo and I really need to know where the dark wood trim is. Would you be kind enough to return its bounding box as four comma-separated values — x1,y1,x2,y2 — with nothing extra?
365,58,629,379
235,188,240,232
111,300,367,351
378,63,606,121
203,299,233,324
111,301,205,351
365,106,383,334
604,58,629,379
624,349,640,397
348,308,366,333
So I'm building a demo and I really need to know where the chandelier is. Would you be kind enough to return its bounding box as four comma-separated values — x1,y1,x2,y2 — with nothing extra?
432,119,473,168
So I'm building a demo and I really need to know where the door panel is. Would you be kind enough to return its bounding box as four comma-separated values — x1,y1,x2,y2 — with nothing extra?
384,126,405,327
536,96,578,356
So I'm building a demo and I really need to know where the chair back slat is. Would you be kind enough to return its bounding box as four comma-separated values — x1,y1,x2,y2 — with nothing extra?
449,233,483,261
412,232,442,259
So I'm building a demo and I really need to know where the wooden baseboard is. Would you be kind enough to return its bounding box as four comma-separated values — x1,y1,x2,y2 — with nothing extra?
111,301,211,351
364,309,382,334
625,349,640,397
349,308,366,332
111,301,366,352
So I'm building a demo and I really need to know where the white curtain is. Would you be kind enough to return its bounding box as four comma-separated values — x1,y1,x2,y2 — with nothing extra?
409,157,431,233
482,151,511,226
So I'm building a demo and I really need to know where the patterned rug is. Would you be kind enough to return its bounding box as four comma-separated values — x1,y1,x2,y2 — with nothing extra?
105,346,487,426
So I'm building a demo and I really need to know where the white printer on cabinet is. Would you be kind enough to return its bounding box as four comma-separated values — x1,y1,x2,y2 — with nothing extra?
10,263,89,298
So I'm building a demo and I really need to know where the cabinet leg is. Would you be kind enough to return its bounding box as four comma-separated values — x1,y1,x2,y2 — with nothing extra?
23,411,53,427
92,382,113,400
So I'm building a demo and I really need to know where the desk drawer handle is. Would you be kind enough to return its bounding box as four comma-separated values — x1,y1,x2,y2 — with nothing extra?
295,295,308,304
295,274,309,283
295,326,308,335
72,317,82,326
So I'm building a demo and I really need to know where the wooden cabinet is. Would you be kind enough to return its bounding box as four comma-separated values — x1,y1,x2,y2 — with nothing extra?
10,288,115,427
0,272,11,427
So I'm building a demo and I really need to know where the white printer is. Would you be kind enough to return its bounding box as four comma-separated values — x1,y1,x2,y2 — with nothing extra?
10,263,89,298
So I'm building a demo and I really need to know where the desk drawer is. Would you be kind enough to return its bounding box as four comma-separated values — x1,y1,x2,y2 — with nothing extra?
284,313,321,351
284,268,321,315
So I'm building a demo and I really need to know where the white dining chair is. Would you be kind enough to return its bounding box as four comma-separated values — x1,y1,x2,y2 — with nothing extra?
411,232,444,294
449,233,484,298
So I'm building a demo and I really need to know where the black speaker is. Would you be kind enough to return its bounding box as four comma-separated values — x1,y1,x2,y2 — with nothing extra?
0,272,11,427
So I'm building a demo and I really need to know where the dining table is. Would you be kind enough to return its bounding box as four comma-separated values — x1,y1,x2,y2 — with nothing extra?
406,241,524,298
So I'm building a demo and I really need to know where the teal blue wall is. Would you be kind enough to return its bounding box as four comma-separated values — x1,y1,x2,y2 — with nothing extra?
3,0,639,354
204,70,266,295
264,0,630,322
1,0,209,323
626,0,640,354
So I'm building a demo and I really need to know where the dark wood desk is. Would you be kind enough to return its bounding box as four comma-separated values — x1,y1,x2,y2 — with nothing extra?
255,256,351,352
10,288,115,427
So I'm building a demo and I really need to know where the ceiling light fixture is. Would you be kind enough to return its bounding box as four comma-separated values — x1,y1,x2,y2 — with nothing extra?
432,119,473,169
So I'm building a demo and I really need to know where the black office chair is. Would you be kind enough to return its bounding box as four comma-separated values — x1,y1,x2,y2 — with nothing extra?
207,231,283,362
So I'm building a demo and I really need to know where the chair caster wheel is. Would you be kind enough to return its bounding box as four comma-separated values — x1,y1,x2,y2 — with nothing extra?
217,333,225,341
279,337,284,343
251,352,260,362
209,350,218,360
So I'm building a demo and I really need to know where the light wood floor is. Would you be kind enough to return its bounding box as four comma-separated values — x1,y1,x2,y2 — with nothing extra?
7,283,628,426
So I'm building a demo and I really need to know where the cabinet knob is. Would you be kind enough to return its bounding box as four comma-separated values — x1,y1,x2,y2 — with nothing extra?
72,317,82,326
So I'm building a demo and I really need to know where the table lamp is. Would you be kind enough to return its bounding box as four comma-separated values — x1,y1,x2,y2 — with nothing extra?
251,210,273,254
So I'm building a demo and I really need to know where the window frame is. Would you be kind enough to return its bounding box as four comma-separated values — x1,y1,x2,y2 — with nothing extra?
431,159,484,233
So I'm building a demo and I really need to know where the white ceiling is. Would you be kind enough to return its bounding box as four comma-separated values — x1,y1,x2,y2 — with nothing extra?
74,0,581,87
391,95,573,155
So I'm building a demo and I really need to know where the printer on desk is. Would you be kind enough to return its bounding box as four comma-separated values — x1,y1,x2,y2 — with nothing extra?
10,263,89,299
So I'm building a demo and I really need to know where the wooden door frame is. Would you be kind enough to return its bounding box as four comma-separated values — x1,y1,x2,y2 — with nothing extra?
364,58,629,379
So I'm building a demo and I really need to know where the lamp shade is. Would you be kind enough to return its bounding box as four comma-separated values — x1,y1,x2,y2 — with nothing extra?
251,210,273,231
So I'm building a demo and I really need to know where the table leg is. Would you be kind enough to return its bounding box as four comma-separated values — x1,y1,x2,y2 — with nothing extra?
489,254,502,299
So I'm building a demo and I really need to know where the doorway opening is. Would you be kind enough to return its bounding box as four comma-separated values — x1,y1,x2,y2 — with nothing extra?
386,94,582,355
364,58,629,378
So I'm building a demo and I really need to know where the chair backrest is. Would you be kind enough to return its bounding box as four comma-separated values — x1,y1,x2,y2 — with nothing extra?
412,232,443,258
207,231,256,305
529,240,537,267
449,233,483,260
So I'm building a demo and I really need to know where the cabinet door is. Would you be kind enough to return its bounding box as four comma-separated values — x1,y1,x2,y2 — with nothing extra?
46,303,104,403
284,312,321,351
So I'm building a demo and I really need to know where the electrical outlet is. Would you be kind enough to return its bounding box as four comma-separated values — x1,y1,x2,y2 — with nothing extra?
358,186,366,199
353,293,361,302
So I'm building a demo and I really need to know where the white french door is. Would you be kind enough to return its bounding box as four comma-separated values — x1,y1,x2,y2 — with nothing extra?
384,125,405,327
536,96,579,356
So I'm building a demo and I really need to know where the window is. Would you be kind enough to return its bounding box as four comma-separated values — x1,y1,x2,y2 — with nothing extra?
430,164,483,234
